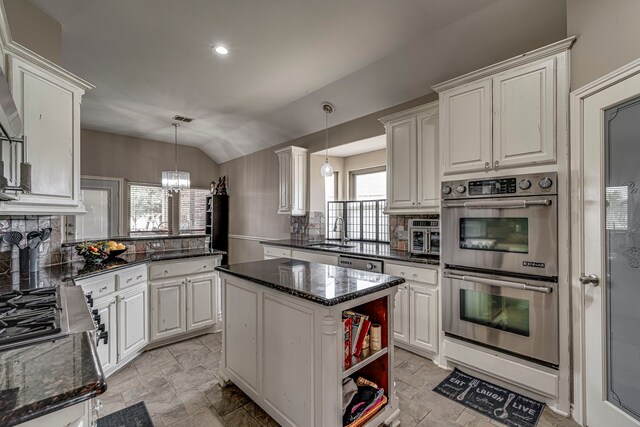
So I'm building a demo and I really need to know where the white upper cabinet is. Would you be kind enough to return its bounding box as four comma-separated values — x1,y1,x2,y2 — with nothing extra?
381,101,439,213
492,57,556,168
440,79,492,174
434,37,574,176
386,116,417,209
417,109,440,208
0,45,92,214
275,146,308,216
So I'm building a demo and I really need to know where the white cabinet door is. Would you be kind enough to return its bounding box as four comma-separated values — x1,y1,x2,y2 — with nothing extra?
393,284,409,344
386,117,417,209
291,250,338,265
150,279,186,342
409,284,438,354
441,79,493,174
94,297,117,374
493,57,556,169
3,55,87,214
224,280,259,393
276,148,291,214
275,146,308,216
416,110,439,209
117,285,148,360
186,274,216,331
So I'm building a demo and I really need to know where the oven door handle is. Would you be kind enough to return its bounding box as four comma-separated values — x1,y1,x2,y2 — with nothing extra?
443,271,553,294
441,199,553,209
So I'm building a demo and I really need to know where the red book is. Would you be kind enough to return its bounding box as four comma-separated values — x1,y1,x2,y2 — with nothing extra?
353,319,372,357
343,316,353,369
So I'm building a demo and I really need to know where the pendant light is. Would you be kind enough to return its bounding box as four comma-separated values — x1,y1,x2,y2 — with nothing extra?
320,102,335,177
161,123,191,193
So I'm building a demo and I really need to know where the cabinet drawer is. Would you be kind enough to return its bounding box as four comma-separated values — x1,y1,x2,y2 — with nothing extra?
149,257,220,281
117,266,148,290
263,246,292,258
385,263,437,285
78,274,116,299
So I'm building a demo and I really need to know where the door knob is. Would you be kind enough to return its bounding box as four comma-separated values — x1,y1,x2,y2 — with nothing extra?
579,274,600,286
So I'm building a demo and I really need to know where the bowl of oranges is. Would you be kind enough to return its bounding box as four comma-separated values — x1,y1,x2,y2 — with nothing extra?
107,241,127,258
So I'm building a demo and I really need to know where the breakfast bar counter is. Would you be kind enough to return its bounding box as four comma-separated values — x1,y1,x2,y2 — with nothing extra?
216,258,404,427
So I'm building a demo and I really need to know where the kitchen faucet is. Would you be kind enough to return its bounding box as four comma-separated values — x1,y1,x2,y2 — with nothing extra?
333,217,349,244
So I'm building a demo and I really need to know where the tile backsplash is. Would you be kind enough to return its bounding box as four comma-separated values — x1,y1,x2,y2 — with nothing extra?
0,216,64,275
389,214,439,250
290,212,325,241
0,215,210,275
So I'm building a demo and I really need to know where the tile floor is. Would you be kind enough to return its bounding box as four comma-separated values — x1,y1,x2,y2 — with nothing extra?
97,333,580,427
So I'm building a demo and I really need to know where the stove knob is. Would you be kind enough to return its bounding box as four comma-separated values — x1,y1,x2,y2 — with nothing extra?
518,179,532,190
91,309,99,317
442,185,452,195
97,324,105,333
456,185,466,194
93,314,101,324
366,262,374,270
86,296,94,307
539,177,553,189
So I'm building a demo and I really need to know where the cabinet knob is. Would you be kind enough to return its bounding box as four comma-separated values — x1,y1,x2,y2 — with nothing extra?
494,160,500,168
485,162,490,169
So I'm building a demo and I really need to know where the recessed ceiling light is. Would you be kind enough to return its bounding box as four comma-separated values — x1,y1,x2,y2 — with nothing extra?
213,45,228,55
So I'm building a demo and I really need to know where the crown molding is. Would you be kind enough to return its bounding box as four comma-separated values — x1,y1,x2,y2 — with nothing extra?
378,100,438,125
432,36,576,93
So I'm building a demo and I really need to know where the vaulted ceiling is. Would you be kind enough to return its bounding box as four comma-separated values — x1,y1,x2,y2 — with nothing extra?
30,0,566,164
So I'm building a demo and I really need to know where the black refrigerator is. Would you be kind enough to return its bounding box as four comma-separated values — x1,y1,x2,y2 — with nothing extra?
206,195,229,264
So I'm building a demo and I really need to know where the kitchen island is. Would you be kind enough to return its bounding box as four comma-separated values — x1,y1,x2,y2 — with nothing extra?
216,258,404,427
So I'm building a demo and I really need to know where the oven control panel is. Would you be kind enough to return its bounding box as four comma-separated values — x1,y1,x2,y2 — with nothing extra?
441,172,557,199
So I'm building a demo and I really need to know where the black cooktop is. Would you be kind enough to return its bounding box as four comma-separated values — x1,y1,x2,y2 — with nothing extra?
0,287,63,349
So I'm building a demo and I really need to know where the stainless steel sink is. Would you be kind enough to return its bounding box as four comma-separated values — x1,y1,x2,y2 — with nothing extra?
305,242,355,249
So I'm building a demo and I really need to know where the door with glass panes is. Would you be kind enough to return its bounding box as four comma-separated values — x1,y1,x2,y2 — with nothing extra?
578,65,640,427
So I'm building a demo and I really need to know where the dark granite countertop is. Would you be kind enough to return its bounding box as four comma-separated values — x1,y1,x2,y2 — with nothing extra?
0,331,106,427
0,248,226,294
262,239,441,266
62,233,208,247
216,258,405,306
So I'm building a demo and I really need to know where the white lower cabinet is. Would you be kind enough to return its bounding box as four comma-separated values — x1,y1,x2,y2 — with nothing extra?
385,262,438,356
187,274,216,330
93,297,117,374
393,284,410,344
409,284,438,354
149,257,222,343
290,249,338,265
117,284,148,361
150,279,186,341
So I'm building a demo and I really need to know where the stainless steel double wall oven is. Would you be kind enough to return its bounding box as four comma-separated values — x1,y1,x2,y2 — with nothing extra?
441,172,559,366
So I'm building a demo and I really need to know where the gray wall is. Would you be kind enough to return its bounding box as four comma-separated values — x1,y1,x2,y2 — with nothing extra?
568,0,640,89
81,129,219,187
4,0,61,64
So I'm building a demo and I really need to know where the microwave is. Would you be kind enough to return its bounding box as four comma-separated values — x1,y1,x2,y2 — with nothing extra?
408,219,439,255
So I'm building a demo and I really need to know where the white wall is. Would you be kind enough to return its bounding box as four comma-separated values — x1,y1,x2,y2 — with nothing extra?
342,149,386,199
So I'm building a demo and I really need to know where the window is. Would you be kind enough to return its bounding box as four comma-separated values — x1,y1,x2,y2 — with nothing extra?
325,172,338,204
179,188,210,232
606,185,629,230
327,200,389,242
350,166,386,201
129,184,169,232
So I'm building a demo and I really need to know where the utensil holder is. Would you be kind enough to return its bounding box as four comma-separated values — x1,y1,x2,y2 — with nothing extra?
19,247,39,273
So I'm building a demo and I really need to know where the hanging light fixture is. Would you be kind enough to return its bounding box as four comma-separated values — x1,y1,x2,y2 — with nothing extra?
320,102,335,177
161,123,191,194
